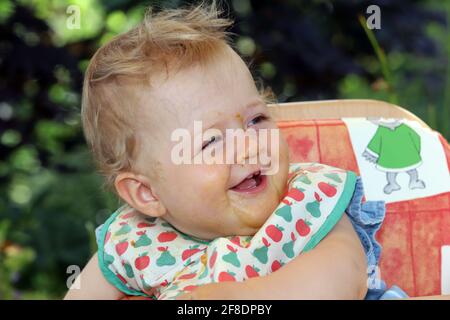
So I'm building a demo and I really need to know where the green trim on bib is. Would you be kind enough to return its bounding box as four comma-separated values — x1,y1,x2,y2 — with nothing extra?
97,205,149,297
303,170,357,252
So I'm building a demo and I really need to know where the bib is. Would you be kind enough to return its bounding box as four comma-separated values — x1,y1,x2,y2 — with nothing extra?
96,163,357,299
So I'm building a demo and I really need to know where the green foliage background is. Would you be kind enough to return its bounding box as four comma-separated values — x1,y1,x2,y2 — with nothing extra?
0,0,448,299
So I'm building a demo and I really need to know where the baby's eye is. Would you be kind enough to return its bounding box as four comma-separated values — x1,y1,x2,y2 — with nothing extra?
202,136,221,150
248,114,269,127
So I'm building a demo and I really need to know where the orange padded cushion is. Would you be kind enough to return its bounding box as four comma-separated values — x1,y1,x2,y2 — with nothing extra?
278,119,450,297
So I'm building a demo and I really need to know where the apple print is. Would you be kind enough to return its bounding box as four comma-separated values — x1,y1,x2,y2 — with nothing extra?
271,260,283,272
157,231,178,242
116,273,127,284
137,222,154,228
288,188,305,201
183,285,198,292
218,271,236,282
245,265,260,278
265,224,284,242
209,250,218,268
135,252,150,270
318,182,337,197
115,240,128,256
296,219,312,237
230,236,244,247
178,272,197,280
182,245,203,261
121,211,136,219
159,279,169,287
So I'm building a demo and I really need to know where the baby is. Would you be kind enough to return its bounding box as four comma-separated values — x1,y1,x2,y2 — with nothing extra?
65,3,389,300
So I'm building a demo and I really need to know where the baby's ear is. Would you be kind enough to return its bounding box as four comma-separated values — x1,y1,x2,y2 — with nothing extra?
114,172,167,218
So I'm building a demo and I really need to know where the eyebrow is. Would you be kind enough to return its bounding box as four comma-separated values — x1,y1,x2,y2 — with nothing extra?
245,99,266,110
188,99,266,133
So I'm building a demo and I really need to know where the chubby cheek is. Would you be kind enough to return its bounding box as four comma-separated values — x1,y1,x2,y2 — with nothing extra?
157,164,229,223
190,164,229,195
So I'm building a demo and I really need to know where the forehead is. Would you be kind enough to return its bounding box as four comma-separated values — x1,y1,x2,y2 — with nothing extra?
144,47,260,128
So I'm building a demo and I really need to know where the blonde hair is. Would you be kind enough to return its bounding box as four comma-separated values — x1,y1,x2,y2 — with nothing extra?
81,2,238,190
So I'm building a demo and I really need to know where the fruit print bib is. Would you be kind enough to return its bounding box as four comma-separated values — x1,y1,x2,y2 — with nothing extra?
96,163,357,299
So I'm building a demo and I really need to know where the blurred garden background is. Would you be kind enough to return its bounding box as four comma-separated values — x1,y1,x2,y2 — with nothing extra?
0,0,449,299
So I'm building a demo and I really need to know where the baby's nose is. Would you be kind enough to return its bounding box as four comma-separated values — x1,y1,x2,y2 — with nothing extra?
235,131,259,165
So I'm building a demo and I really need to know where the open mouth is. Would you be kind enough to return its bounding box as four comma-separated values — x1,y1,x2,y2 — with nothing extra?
230,170,267,194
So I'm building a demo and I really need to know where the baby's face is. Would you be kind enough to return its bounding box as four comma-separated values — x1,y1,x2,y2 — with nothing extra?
136,48,289,240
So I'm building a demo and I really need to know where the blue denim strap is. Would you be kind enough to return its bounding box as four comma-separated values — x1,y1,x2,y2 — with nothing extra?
345,177,388,299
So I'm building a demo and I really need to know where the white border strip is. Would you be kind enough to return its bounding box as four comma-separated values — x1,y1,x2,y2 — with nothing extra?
442,245,450,295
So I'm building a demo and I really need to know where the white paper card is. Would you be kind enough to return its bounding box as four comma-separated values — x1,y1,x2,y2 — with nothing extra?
343,117,450,203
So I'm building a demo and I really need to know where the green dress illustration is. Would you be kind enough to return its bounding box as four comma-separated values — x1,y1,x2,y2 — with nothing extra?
362,119,426,194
